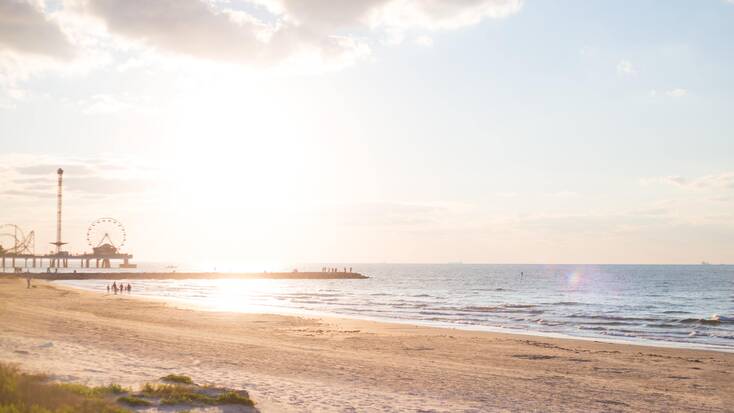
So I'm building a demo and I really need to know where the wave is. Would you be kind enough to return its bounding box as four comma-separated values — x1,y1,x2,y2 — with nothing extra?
679,315,733,326
418,311,458,316
545,301,584,306
567,314,659,322
576,321,629,326
644,323,681,329
461,304,540,314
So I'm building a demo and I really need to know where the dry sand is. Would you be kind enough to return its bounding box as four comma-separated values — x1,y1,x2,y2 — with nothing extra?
0,278,732,412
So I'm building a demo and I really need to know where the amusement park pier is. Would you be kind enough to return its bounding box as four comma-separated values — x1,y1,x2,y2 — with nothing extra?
1,168,367,280
1,168,136,272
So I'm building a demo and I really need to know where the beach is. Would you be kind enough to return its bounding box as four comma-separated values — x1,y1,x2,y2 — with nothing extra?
1,278,732,412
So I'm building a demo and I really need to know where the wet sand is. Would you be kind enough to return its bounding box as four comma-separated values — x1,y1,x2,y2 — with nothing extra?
0,278,732,412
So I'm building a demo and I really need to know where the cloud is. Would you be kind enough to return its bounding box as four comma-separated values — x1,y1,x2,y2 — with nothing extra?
415,35,434,47
65,176,145,194
2,154,155,199
315,201,471,228
268,0,523,30
367,0,523,30
74,0,370,67
643,172,734,191
73,0,520,67
666,88,687,98
649,88,688,99
0,0,75,59
1,0,523,107
0,1,109,107
616,59,635,75
76,93,157,115
16,164,94,176
1,189,55,199
80,0,275,63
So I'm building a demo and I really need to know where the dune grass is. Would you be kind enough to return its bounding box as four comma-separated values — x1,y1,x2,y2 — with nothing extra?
0,363,129,413
1,363,255,412
215,391,255,406
160,374,194,385
116,396,151,407
142,383,254,407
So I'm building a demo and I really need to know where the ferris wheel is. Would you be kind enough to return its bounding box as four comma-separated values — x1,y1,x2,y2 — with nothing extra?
86,218,127,250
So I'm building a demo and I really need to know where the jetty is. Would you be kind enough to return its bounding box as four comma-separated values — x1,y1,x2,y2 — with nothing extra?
21,271,368,281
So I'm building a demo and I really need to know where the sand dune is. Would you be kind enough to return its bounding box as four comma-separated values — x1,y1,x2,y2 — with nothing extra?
0,278,732,412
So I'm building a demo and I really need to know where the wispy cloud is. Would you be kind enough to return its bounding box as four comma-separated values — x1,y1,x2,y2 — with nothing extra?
16,164,94,176
0,0,524,105
0,0,75,59
314,200,473,228
616,59,635,75
2,154,155,199
414,35,434,47
642,172,734,190
62,0,522,68
666,88,687,98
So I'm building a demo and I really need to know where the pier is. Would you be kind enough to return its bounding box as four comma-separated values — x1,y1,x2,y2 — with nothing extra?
0,251,135,272
1,169,137,273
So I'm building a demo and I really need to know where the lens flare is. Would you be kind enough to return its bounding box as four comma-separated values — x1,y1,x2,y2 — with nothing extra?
566,270,583,288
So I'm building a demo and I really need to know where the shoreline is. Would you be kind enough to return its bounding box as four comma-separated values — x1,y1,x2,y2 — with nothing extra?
54,279,734,354
1,278,732,412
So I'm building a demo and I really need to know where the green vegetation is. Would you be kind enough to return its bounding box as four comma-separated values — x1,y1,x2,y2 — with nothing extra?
142,383,211,405
215,391,256,406
160,374,194,385
0,363,129,413
116,396,151,407
57,383,129,397
1,363,255,412
142,383,254,407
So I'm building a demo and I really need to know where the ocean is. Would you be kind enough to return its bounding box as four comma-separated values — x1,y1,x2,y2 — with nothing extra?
55,263,734,351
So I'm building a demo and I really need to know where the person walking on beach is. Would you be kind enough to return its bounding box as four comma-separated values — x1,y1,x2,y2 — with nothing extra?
127,283,131,293
112,281,117,295
26,274,32,289
106,284,110,294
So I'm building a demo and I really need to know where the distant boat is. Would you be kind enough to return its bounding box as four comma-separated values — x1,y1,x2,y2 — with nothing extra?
701,261,711,265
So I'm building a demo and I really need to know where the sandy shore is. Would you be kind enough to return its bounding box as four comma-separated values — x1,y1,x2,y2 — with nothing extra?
0,278,732,412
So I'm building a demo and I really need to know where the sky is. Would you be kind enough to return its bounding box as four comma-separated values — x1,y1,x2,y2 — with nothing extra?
1,0,733,267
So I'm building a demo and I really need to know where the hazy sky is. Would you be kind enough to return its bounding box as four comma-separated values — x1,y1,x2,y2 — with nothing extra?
1,0,733,267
